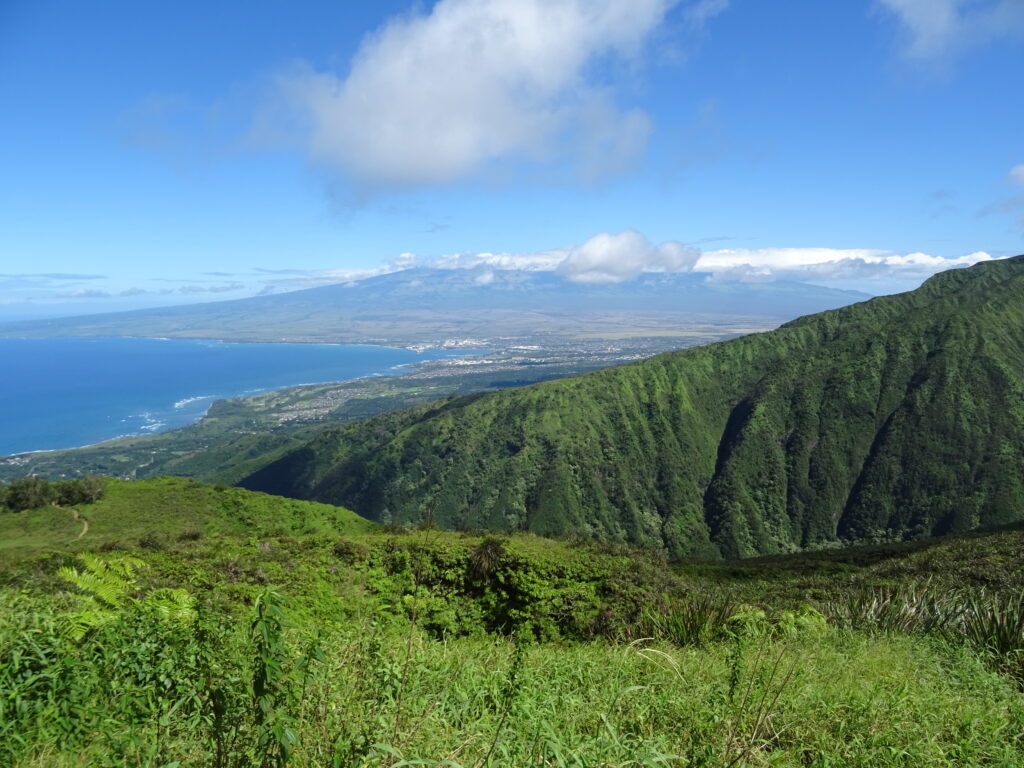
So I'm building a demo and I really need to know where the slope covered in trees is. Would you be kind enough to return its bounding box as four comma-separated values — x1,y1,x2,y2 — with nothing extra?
242,257,1024,558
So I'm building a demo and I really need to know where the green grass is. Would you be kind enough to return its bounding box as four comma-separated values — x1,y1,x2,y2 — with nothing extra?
0,477,376,562
2,479,1024,766
4,590,1022,767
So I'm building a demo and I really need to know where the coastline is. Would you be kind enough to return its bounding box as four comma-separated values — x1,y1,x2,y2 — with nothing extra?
0,332,487,354
0,338,490,458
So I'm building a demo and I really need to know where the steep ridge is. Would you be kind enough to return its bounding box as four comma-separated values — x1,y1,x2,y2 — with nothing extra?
241,257,1024,558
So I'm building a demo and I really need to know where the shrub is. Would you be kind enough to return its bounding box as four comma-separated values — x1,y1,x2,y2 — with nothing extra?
333,538,369,564
54,475,106,506
5,476,55,512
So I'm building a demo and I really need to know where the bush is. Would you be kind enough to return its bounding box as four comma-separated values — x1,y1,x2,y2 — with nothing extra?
54,475,106,506
333,538,369,564
0,475,106,512
138,532,165,552
5,476,55,512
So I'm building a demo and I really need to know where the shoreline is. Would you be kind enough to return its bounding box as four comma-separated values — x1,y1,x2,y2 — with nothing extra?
0,333,488,354
0,343,491,459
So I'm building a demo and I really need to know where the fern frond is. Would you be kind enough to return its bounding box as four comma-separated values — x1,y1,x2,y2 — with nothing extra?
62,609,110,642
59,554,143,607
147,588,197,623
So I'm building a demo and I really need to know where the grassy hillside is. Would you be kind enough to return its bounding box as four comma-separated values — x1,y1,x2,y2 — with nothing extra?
2,478,1023,766
241,256,1024,558
0,477,376,563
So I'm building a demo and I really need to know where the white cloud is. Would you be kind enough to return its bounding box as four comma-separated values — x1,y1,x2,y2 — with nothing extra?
686,0,730,28
425,239,997,290
697,247,890,270
695,247,995,285
877,0,1024,60
432,230,699,283
434,249,567,272
278,0,675,187
556,230,700,282
1010,164,1024,185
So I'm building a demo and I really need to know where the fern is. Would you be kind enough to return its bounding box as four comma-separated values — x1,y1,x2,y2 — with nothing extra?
58,553,144,608
58,554,194,640
148,588,197,623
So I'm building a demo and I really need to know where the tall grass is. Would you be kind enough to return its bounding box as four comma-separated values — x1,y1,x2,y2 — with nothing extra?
820,581,1024,683
2,582,1022,767
638,592,737,646
2,543,1023,766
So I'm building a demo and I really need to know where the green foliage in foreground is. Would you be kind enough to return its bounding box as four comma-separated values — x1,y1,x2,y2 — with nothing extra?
242,256,1024,558
3,579,1023,767
2,479,1024,765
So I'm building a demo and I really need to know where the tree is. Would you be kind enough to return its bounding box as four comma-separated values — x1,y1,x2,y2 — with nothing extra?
55,475,106,506
5,476,55,512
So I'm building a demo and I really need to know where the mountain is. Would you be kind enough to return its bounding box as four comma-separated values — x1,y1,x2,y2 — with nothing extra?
240,256,1024,559
0,268,867,344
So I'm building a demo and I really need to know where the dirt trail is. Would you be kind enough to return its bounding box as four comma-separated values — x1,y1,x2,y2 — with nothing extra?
54,504,88,539
73,508,89,539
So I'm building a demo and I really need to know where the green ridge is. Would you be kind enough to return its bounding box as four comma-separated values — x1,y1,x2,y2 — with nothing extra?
0,477,376,561
241,256,1024,558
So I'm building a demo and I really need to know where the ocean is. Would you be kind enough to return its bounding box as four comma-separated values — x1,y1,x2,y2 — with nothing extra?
0,337,469,455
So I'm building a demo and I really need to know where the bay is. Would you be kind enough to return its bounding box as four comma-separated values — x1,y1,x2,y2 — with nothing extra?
0,337,470,455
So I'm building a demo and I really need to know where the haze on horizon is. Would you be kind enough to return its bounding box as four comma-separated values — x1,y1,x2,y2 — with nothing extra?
1,0,1022,321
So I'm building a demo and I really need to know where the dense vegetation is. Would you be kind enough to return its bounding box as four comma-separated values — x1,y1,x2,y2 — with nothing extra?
1,478,1023,765
0,475,105,512
242,256,1024,558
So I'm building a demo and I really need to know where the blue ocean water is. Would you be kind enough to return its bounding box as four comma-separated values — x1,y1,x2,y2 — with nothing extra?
0,337,471,455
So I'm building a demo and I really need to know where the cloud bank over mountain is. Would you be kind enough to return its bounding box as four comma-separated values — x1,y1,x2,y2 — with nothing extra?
423,233,997,291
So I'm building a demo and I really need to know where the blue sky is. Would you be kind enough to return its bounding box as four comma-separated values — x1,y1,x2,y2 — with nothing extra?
1,0,1022,318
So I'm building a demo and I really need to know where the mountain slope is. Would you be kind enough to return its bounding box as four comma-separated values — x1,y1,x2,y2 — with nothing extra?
0,268,866,344
240,257,1024,558
0,476,376,562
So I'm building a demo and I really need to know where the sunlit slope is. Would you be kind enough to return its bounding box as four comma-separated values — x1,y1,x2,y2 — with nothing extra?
0,477,376,561
241,256,1024,558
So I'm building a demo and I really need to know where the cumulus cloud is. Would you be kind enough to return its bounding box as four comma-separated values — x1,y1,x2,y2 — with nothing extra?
556,230,700,283
434,249,567,272
1011,164,1024,186
877,0,1024,60
431,230,699,283
277,0,674,187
